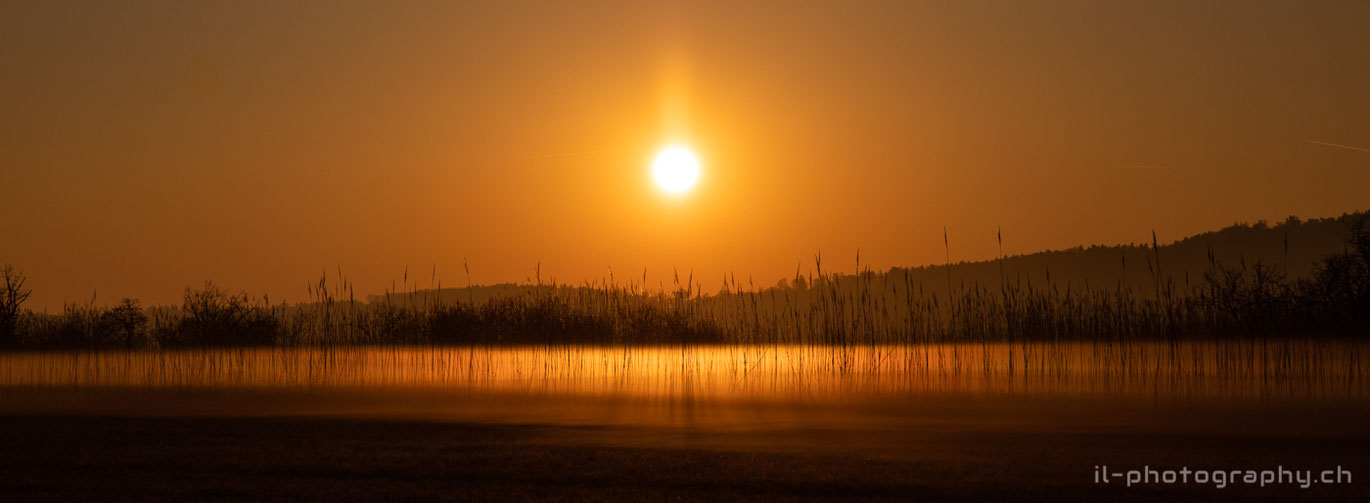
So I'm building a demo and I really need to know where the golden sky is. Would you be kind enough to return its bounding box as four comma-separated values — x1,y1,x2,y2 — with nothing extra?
3,1,1369,310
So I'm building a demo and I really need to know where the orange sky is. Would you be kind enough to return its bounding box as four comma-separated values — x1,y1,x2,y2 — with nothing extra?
3,1,1369,311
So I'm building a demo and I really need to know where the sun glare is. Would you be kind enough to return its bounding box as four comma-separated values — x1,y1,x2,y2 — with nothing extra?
651,146,701,195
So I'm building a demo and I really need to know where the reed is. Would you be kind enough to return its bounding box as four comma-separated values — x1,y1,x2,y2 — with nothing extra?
2,216,1366,353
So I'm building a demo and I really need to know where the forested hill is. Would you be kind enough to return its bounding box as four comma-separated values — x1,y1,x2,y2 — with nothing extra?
377,211,1365,304
874,212,1363,297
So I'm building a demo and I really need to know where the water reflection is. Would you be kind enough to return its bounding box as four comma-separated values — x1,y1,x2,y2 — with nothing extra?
2,342,1365,401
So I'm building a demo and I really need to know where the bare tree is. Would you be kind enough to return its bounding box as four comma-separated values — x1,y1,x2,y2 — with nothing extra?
1,265,32,345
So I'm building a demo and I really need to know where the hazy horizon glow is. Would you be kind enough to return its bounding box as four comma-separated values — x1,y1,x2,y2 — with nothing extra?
3,1,1369,310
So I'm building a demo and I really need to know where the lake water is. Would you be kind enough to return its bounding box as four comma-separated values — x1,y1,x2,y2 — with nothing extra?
4,341,1368,501
2,342,1365,395
2,342,1366,429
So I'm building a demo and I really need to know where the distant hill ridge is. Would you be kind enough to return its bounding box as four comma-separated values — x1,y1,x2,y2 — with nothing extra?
882,212,1362,296
379,211,1366,304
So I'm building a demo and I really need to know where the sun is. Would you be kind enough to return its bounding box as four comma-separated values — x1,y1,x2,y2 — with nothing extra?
651,146,700,195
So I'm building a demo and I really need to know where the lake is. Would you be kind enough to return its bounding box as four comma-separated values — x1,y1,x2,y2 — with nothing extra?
4,341,1369,500
2,342,1366,426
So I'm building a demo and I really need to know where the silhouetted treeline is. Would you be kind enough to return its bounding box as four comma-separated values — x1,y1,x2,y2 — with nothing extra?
2,212,1366,349
879,213,1354,298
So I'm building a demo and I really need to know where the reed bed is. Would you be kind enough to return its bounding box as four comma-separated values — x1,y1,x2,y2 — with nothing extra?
0,219,1366,405
1,343,1365,404
2,217,1367,350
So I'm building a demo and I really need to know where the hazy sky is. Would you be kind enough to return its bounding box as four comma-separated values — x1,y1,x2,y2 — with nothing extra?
3,1,1369,310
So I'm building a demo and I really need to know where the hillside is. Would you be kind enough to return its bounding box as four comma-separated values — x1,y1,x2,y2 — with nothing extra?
879,213,1361,298
382,211,1365,304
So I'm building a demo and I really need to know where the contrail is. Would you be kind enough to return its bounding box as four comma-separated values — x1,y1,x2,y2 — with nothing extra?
1307,140,1370,153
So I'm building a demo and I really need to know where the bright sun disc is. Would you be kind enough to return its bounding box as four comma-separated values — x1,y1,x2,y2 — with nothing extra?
651,146,700,195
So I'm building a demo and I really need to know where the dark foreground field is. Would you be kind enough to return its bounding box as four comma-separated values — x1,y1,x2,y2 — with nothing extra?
2,406,1366,502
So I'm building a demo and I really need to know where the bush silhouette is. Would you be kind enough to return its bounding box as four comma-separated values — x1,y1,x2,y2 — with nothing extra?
172,282,278,346
98,298,151,348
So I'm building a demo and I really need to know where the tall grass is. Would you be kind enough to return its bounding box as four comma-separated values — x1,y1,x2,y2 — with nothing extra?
3,217,1367,351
